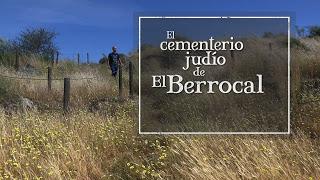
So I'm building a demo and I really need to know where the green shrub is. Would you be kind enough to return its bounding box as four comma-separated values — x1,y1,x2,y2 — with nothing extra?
0,78,19,103
308,26,320,38
291,38,308,50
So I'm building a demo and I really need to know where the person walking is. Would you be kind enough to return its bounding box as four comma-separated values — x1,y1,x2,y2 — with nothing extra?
108,46,122,77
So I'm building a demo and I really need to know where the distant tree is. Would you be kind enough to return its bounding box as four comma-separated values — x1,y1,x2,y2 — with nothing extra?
15,28,58,58
295,26,306,37
99,53,108,64
0,38,6,51
0,38,11,56
0,38,14,65
263,32,274,38
308,26,320,38
119,53,127,61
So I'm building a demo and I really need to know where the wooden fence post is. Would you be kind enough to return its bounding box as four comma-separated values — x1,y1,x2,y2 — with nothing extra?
48,67,52,91
63,78,70,112
119,64,123,98
129,61,133,97
87,53,89,64
269,43,272,51
230,50,235,61
51,52,54,62
15,51,19,71
77,53,80,65
56,52,59,64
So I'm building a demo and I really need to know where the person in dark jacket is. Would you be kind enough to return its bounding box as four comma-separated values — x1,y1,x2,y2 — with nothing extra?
108,46,122,76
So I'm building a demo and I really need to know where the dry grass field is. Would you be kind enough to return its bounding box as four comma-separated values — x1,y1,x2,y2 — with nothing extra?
0,37,319,179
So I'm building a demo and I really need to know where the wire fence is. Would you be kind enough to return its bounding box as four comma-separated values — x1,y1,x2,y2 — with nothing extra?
0,73,97,81
0,62,134,112
52,51,119,65
0,51,110,70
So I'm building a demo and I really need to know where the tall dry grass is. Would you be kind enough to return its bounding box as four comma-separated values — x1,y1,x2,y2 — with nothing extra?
169,133,319,179
140,37,289,132
0,38,319,179
0,108,318,179
0,62,132,111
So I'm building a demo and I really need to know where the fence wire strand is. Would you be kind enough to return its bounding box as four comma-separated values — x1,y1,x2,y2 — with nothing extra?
0,74,97,81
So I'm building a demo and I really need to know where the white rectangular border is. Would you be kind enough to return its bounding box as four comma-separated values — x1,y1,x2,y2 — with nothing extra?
139,16,290,135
